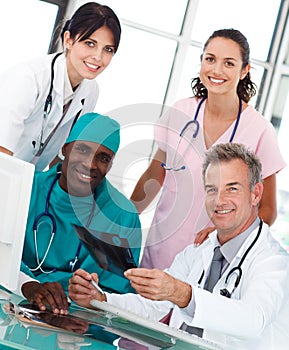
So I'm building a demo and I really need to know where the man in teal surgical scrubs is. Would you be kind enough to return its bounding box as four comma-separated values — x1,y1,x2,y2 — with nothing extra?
17,112,141,313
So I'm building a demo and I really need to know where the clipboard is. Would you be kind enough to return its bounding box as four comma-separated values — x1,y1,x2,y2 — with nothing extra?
73,225,137,276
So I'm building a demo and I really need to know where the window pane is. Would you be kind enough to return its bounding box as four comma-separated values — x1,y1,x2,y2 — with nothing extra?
275,75,289,193
271,75,289,131
0,0,58,73
175,45,264,108
249,64,265,106
96,26,177,113
273,76,289,250
273,189,289,251
175,46,202,101
191,0,282,61
90,0,188,34
284,43,289,64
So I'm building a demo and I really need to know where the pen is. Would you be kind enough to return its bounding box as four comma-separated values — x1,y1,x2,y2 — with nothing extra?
90,279,105,295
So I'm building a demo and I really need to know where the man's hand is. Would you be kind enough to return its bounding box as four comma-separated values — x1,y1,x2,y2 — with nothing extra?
124,268,192,308
194,226,216,246
68,269,106,309
21,281,69,314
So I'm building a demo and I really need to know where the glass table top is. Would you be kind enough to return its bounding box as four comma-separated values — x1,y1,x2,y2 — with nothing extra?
0,289,223,350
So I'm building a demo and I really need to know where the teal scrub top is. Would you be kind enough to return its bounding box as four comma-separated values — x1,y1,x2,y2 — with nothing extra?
21,165,141,294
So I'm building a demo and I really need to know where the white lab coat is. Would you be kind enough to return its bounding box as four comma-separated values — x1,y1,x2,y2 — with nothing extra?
107,223,289,350
0,53,98,171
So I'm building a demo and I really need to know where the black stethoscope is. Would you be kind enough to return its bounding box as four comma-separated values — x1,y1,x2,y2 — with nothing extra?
198,219,263,298
32,52,63,155
161,95,242,171
32,53,85,158
30,164,96,274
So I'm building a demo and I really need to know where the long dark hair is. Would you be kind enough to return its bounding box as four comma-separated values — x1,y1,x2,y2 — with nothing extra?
60,2,121,52
191,29,257,102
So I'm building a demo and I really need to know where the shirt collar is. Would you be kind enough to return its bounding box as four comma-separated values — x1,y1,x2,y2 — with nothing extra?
219,217,260,264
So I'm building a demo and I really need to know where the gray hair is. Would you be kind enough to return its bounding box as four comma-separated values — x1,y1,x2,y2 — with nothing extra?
202,143,262,190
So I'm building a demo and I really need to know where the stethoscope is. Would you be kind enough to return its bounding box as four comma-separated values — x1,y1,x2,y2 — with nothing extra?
32,52,63,155
30,164,96,274
198,219,263,298
161,95,242,171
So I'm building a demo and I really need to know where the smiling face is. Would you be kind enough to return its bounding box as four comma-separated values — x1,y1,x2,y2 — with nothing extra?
59,141,114,197
204,159,263,244
64,26,115,88
199,37,250,97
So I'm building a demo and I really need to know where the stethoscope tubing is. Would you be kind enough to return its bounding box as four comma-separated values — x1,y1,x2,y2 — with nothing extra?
32,172,60,234
30,170,61,273
223,219,263,285
30,166,96,274
43,53,62,117
198,219,263,298
32,52,62,154
162,95,242,171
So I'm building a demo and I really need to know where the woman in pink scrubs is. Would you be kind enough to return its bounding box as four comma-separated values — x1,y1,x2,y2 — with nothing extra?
131,28,286,270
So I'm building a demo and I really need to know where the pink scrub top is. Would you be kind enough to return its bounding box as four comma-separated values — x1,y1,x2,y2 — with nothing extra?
141,97,286,269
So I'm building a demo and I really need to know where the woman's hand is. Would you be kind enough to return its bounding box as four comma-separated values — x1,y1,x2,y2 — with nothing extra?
194,226,216,246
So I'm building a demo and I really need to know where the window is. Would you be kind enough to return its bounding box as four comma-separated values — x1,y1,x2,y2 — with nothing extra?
2,0,288,246
0,0,59,73
68,0,289,245
190,0,281,61
97,0,189,34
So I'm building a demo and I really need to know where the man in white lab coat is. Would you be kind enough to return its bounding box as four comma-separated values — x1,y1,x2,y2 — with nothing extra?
69,142,289,350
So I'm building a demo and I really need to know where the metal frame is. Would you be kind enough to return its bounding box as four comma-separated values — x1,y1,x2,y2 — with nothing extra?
45,0,289,124
263,0,289,120
39,0,69,53
107,0,289,121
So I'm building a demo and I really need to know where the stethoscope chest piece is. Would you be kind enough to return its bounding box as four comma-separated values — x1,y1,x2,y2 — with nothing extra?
197,220,263,298
220,266,242,298
220,220,263,298
30,166,96,274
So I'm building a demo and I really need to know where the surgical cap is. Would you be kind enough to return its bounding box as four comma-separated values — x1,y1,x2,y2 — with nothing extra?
65,112,120,154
